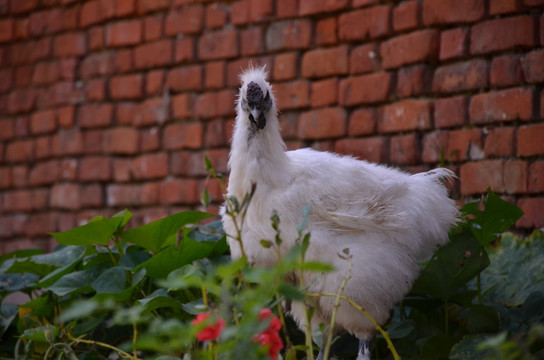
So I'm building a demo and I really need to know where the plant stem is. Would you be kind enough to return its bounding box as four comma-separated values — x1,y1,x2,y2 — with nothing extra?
132,322,138,359
306,293,400,360
64,331,140,359
444,300,449,336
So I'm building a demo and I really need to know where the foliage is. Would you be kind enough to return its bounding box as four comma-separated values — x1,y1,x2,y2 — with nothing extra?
1,177,543,360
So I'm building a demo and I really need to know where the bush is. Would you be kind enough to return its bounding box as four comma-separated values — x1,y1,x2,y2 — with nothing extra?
1,185,543,360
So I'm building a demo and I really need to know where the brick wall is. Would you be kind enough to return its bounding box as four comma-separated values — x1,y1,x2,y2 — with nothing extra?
0,0,543,253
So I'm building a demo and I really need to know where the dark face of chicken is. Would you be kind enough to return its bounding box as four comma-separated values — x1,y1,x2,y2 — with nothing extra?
242,81,272,130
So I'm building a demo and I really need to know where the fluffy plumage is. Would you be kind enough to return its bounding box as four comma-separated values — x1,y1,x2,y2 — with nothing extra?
221,67,459,359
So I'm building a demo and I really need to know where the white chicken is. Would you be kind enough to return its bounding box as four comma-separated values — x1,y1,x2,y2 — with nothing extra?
220,67,459,360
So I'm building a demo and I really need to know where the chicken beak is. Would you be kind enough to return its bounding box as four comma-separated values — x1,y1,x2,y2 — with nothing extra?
250,108,266,129
250,108,261,120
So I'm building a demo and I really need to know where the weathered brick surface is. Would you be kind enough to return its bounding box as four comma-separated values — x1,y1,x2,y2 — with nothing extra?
1,0,543,250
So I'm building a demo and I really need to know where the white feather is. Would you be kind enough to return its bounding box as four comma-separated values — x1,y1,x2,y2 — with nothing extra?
221,67,459,340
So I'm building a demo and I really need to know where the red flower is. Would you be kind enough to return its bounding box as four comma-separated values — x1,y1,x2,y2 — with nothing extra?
192,313,225,342
254,309,284,359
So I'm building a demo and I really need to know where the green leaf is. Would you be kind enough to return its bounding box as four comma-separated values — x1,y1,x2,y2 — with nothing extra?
278,283,304,301
122,211,214,252
5,246,85,277
47,265,107,296
20,325,59,343
412,230,489,301
50,218,123,246
449,334,492,360
113,209,133,229
119,251,152,270
0,249,43,266
470,189,524,247
137,289,183,315
20,295,54,318
91,266,126,294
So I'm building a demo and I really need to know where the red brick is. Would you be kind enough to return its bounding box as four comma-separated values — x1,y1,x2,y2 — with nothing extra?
266,20,311,51
447,129,483,162
205,61,225,89
517,198,544,228
110,74,143,99
434,96,467,129
80,0,115,27
107,184,140,207
195,89,236,118
80,52,115,79
29,9,62,36
231,0,249,25
134,39,173,69
28,160,57,185
504,161,528,194
484,127,515,158
542,90,544,119
390,134,419,165
334,137,387,163
163,122,204,150
0,119,14,140
0,167,11,188
50,184,80,210
299,0,348,15
175,37,195,64
52,129,83,156
137,0,169,14
315,17,337,46
311,78,337,108
117,103,137,125
7,88,37,114
422,131,448,163
198,29,238,60
160,179,199,205
132,153,168,180
348,109,376,136
339,72,391,106
89,27,104,50
115,0,136,17
13,166,30,189
277,0,297,18
80,184,104,208
298,108,346,140
79,156,112,182
14,116,30,137
206,4,228,29
380,100,431,133
490,0,522,14
241,27,264,56
30,110,56,134
135,97,168,126
396,65,432,97
439,28,468,61
13,18,29,40
460,160,503,195
167,65,203,92
393,1,419,31
114,48,133,73
11,0,38,14
78,104,114,128
0,69,13,92
59,159,77,182
6,140,34,163
3,190,33,212
62,7,79,31
381,29,438,69
140,127,160,152
143,14,163,41
273,53,297,81
205,118,226,148
59,58,77,81
274,80,310,110
423,0,484,25
490,55,523,87
469,88,533,124
106,20,142,46
171,93,194,119
471,16,536,55
528,161,544,193
249,0,273,22
302,46,348,78
86,78,106,101
433,59,488,94
541,13,544,47
521,50,544,83
146,70,164,95
35,136,53,160
518,123,544,157
165,6,204,35
58,105,75,128
113,159,133,182
53,32,86,57
15,65,33,87
338,6,391,41
349,44,379,75
103,127,139,154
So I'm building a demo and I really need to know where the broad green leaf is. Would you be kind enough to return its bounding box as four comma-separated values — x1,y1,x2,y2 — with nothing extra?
113,209,133,229
20,295,54,318
58,299,113,322
137,289,183,315
142,237,223,278
0,249,43,266
449,334,492,360
91,266,126,294
120,251,152,270
476,232,544,306
470,189,524,247
20,325,59,343
122,211,214,252
412,230,489,301
5,246,85,277
278,283,304,301
0,303,17,337
50,217,123,246
47,265,107,296
187,219,224,243
0,272,40,291
522,291,544,323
